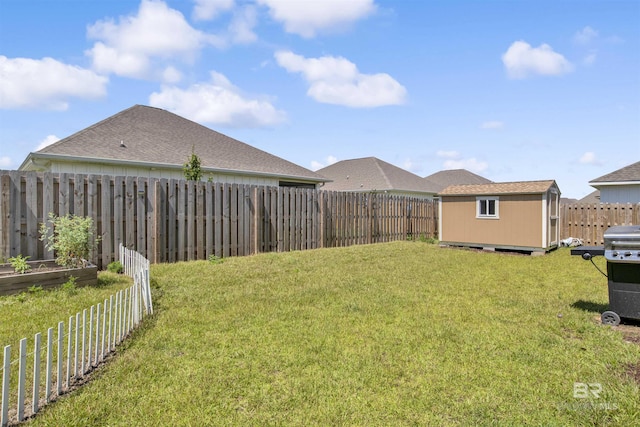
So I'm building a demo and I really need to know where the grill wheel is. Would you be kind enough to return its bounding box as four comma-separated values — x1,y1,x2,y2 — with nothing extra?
601,311,621,326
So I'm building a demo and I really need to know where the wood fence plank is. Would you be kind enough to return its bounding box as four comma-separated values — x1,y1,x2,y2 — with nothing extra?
25,172,38,258
222,183,230,258
231,184,238,257
186,180,195,260
205,182,213,259
168,179,177,263
125,176,135,249
147,178,156,263
87,175,99,265
42,172,54,258
101,175,112,268
196,181,204,259
214,182,222,258
137,177,146,258
113,176,124,258
0,173,10,259
177,180,186,261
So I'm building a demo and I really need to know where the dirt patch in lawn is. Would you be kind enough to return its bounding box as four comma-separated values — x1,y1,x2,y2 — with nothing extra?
624,361,640,385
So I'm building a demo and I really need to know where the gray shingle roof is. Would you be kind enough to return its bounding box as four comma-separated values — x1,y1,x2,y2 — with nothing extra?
578,190,600,203
439,180,557,196
317,157,440,194
589,161,640,184
32,105,325,182
424,169,492,192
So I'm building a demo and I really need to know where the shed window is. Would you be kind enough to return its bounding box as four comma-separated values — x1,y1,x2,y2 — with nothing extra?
476,197,499,218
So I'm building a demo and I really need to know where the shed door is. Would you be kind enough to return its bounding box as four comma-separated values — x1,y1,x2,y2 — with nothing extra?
548,191,559,246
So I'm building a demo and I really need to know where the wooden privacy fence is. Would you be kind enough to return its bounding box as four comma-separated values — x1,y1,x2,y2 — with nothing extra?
560,203,640,245
0,171,438,268
0,245,152,426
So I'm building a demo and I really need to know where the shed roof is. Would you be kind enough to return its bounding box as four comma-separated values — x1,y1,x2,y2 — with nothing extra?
424,169,492,191
589,161,640,184
439,180,558,196
317,157,440,194
21,105,326,182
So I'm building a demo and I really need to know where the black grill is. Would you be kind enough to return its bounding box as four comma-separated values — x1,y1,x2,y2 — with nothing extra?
571,225,640,325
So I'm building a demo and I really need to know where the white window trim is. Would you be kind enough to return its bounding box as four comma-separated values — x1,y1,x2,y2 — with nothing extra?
476,196,499,219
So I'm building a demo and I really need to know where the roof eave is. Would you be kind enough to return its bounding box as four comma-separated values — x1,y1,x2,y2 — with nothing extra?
589,180,640,186
21,152,331,183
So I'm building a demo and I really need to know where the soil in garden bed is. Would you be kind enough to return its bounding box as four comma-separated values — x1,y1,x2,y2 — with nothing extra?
0,260,98,296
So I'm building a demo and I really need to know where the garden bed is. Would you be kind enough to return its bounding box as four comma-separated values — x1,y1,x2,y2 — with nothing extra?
0,260,97,296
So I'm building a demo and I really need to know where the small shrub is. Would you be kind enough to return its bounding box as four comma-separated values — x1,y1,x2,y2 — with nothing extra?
107,261,124,274
60,276,77,295
27,285,43,295
183,146,203,181
209,255,223,265
40,213,99,268
8,254,31,274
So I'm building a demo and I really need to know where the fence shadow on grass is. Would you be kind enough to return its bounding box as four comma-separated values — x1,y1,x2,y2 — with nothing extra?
571,300,609,313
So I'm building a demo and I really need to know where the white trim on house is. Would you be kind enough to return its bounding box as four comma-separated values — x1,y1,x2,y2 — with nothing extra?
20,152,327,184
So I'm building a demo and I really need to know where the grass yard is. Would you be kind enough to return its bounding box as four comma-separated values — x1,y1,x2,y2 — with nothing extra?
4,242,640,426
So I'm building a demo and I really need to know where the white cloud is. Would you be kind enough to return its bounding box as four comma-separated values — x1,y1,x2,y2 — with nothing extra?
502,41,573,79
228,5,258,44
0,157,12,168
0,56,107,111
275,51,406,107
573,26,598,45
86,0,223,79
436,150,487,173
481,121,504,130
162,66,183,83
579,151,603,165
436,150,459,159
583,51,597,66
35,135,60,151
443,158,488,173
149,70,287,127
311,155,338,171
193,0,234,21
257,0,376,38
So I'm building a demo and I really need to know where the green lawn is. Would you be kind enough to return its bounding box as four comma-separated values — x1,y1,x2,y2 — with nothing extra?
4,242,640,426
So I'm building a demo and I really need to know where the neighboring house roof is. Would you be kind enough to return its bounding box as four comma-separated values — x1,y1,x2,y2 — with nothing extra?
317,157,440,194
424,169,492,192
560,197,579,204
589,161,640,186
578,190,600,203
20,105,327,183
439,180,558,196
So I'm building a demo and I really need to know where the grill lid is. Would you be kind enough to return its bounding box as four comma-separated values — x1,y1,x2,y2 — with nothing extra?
603,225,640,263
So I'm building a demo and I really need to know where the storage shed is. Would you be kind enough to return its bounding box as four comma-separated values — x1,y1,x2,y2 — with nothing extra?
438,180,561,253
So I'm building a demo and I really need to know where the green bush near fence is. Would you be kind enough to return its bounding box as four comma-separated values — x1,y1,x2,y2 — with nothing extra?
6,242,640,426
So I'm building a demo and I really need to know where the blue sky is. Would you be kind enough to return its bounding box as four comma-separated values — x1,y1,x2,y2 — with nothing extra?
1,0,639,199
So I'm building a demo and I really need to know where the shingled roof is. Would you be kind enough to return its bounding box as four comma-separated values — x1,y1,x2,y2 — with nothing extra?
439,180,558,196
317,157,440,194
21,105,326,182
589,161,640,184
424,169,492,192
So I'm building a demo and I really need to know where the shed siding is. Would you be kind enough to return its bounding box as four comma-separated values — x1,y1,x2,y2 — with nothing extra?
441,194,543,248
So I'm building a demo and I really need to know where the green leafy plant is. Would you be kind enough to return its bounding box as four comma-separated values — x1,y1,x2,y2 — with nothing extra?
208,254,223,265
60,276,77,295
107,260,124,274
40,213,99,268
27,285,43,295
183,146,203,181
8,254,31,274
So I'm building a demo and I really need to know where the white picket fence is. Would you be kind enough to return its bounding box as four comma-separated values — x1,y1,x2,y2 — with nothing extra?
1,245,152,426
